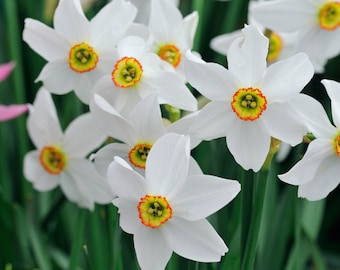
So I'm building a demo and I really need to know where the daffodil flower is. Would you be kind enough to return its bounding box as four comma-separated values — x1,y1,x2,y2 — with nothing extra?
250,0,340,73
0,62,28,121
279,79,340,200
23,0,137,104
24,88,113,210
148,0,198,80
107,133,241,270
210,2,298,64
185,25,314,172
91,35,197,116
89,93,201,176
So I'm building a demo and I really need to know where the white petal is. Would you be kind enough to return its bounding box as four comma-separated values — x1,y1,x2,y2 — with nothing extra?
23,151,59,191
177,11,199,50
250,0,316,32
226,119,270,172
23,18,68,61
112,198,141,234
227,25,268,86
129,94,166,141
90,0,137,42
134,226,172,270
117,36,147,58
170,175,240,220
36,61,77,95
262,53,314,102
298,155,340,200
167,111,202,148
290,93,335,138
210,30,243,56
53,0,89,42
145,133,190,195
279,139,333,185
89,94,138,145
63,113,106,158
184,51,238,100
188,156,203,176
60,171,93,210
27,88,63,149
189,101,231,141
322,79,340,128
140,71,197,111
261,102,308,146
149,0,183,42
93,143,130,177
163,217,228,262
67,159,115,204
107,157,146,201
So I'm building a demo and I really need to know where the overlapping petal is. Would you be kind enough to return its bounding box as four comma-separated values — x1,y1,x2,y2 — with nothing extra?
107,157,146,201
322,79,340,128
279,139,333,185
112,198,141,234
145,133,190,195
63,113,106,158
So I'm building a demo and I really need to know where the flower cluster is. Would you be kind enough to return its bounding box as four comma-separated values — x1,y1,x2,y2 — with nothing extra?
21,0,340,269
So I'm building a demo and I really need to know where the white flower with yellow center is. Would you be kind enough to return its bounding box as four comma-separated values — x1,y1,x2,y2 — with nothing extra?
23,88,113,210
107,133,241,270
279,79,340,200
148,0,198,79
91,35,197,116
210,2,298,64
250,0,340,73
23,0,137,104
185,24,314,172
89,93,201,176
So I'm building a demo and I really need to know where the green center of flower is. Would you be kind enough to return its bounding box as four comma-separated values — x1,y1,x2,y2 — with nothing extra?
39,146,67,174
128,143,152,169
318,2,340,31
334,132,340,157
231,87,267,121
68,42,98,73
137,195,172,229
112,57,143,88
267,31,283,62
158,44,181,67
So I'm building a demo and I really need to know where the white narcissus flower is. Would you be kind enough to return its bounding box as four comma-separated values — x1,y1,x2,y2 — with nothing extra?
107,133,241,270
250,0,340,73
185,24,314,172
91,35,197,116
279,79,340,200
24,88,114,210
89,93,201,176
148,0,198,80
23,0,137,104
210,2,298,64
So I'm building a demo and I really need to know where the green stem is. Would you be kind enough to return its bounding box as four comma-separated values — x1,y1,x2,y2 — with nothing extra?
4,0,31,204
69,209,87,270
241,168,270,270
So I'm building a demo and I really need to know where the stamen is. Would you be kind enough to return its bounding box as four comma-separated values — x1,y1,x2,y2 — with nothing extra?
69,42,98,73
158,44,181,67
319,2,340,31
128,143,152,169
112,57,143,88
39,146,67,174
137,195,172,229
231,87,267,121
